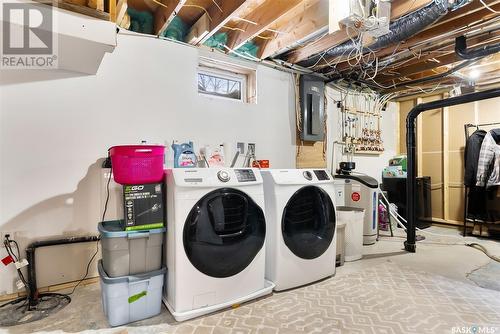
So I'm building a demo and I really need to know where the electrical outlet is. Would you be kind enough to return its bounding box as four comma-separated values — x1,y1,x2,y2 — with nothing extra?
237,142,245,154
0,232,11,247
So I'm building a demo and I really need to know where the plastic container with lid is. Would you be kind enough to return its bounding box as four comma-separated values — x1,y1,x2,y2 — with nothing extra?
98,220,166,277
98,260,166,327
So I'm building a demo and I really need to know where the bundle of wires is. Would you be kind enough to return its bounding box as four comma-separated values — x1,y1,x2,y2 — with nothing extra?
0,236,71,326
0,156,110,326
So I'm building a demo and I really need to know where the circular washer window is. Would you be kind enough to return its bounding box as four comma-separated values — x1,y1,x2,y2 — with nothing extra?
282,186,336,259
183,188,266,278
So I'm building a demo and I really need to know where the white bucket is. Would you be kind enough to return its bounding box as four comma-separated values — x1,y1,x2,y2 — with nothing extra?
337,207,365,262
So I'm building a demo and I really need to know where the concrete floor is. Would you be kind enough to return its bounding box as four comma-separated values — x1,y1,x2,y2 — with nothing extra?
1,225,499,334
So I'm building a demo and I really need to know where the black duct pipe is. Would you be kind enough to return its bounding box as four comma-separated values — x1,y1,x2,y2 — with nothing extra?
298,0,449,68
405,88,500,252
26,236,99,306
456,35,500,60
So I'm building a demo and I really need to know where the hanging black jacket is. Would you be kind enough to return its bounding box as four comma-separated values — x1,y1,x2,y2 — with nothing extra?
464,129,487,187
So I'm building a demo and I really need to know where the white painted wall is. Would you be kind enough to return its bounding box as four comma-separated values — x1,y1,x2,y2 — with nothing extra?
0,30,398,296
0,32,296,295
325,87,398,183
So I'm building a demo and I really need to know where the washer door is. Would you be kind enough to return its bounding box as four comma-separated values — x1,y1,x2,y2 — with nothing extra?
183,188,266,278
282,186,336,259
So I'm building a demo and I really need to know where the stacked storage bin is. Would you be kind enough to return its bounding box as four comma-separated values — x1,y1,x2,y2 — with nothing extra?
98,145,166,327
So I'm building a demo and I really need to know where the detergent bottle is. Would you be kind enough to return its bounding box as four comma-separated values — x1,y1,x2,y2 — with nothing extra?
200,144,225,167
172,141,197,168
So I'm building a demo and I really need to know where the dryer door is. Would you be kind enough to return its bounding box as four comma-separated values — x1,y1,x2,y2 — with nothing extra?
282,186,336,259
183,188,265,278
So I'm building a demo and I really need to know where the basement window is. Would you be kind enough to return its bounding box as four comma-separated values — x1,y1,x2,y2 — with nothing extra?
198,69,245,101
198,57,257,104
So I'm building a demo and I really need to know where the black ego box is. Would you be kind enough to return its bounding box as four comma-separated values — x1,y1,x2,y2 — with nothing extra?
123,183,164,231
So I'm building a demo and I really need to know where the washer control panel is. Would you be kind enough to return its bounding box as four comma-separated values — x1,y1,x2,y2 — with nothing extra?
314,170,330,181
217,170,231,182
235,169,256,182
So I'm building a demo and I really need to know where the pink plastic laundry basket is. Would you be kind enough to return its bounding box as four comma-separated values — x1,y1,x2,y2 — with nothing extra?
109,145,165,185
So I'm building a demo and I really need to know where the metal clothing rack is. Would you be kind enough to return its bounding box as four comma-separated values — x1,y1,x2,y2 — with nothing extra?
463,122,500,237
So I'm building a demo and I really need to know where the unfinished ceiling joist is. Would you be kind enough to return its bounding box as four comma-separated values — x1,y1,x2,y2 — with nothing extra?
329,1,500,75
154,0,187,36
378,29,500,74
258,0,328,59
285,0,434,64
188,0,247,45
225,0,302,53
377,35,500,84
49,0,500,92
396,3,500,51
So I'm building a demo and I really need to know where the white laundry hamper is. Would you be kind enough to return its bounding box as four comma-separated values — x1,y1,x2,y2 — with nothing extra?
337,207,365,262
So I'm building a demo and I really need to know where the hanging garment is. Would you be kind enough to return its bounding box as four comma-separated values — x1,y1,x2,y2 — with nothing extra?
486,186,500,223
476,129,500,188
467,186,487,221
464,129,487,187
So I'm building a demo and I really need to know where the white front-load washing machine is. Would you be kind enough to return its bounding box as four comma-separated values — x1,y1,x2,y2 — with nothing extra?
164,168,274,321
261,169,337,291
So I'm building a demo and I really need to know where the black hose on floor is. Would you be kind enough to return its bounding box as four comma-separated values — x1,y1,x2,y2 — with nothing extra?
466,243,500,263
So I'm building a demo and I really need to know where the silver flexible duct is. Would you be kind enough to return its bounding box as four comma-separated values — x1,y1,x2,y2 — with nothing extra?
298,0,450,68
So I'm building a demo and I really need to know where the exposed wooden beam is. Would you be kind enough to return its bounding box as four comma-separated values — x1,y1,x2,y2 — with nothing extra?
225,0,302,52
186,12,210,44
286,29,348,64
378,53,462,84
116,0,128,25
388,3,500,54
381,55,500,92
258,0,328,59
33,0,110,19
329,2,500,74
376,32,500,80
286,0,433,63
390,0,435,19
432,0,500,27
382,75,461,94
379,30,500,74
193,0,247,45
153,0,187,36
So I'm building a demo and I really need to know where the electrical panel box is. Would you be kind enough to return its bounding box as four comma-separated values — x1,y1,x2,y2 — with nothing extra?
300,75,325,142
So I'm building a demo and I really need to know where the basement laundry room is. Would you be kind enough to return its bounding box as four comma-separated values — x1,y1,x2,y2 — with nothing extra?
1,0,500,333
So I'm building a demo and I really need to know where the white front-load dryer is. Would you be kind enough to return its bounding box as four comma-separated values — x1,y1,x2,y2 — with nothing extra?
261,169,337,291
164,168,274,321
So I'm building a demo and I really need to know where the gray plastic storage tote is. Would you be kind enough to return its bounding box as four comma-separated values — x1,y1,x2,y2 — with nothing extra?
98,260,166,327
98,220,166,277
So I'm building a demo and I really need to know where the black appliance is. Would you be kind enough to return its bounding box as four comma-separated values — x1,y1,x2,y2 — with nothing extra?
281,186,336,259
382,176,432,229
